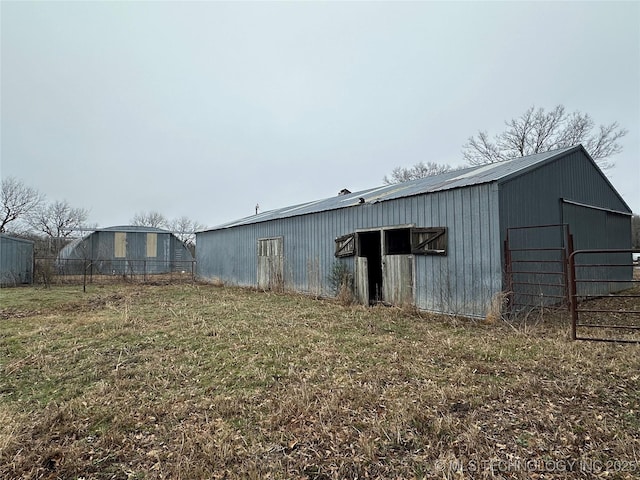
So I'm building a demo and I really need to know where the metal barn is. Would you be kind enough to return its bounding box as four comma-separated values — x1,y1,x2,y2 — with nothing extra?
0,234,34,286
196,145,632,317
58,226,194,275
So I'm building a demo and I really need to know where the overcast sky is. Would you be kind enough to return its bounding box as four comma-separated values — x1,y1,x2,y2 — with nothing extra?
2,1,639,230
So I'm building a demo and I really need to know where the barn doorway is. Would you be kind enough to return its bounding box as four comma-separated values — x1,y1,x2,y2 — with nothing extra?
383,229,414,306
355,228,415,306
356,231,382,303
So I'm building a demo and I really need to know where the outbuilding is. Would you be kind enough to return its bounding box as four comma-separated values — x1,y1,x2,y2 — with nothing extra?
0,234,34,286
58,225,194,275
196,145,632,317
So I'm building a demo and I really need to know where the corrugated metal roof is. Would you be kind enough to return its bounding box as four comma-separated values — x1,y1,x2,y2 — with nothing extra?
203,146,581,231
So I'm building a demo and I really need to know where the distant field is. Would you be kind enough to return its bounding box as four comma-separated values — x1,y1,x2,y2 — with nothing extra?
1,284,639,479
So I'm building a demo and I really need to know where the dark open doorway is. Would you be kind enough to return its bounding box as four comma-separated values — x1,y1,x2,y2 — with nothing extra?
358,230,382,303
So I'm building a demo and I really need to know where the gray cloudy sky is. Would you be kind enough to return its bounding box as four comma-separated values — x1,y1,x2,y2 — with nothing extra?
2,1,639,229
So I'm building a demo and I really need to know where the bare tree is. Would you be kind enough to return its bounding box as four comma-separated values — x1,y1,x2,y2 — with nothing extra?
1,177,44,232
29,200,89,254
168,216,204,249
463,105,627,169
383,161,454,185
131,211,168,229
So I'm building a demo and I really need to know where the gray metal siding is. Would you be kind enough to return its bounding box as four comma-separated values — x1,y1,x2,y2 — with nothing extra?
0,235,34,286
499,149,630,234
562,202,632,295
197,183,502,317
58,230,193,274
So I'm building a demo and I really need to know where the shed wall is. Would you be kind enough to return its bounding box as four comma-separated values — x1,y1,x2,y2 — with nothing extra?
197,183,502,317
0,235,34,286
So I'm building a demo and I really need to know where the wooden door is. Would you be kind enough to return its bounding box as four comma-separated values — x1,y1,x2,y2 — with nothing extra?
257,237,284,291
355,256,369,304
382,254,414,306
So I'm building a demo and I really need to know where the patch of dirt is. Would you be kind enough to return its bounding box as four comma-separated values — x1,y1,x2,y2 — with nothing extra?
0,308,43,320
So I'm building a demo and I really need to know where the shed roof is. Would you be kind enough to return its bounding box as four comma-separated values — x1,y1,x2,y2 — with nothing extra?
0,233,35,245
202,145,626,232
97,225,171,234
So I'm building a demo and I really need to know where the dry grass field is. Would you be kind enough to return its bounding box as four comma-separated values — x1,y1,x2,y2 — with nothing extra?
1,283,639,479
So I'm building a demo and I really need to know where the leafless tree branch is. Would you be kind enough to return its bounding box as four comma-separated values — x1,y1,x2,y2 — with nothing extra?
383,161,454,185
131,211,168,229
462,105,626,169
1,177,44,232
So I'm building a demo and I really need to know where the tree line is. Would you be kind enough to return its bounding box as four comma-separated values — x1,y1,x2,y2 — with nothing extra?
1,178,202,255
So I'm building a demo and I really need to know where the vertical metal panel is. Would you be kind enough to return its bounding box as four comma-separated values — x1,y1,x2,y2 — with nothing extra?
0,235,34,285
95,231,114,258
127,232,146,261
562,202,632,296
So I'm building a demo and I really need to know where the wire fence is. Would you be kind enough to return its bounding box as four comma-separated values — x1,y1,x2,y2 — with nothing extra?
34,257,197,286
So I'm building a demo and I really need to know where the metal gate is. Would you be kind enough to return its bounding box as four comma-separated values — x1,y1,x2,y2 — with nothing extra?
504,224,573,312
568,249,640,343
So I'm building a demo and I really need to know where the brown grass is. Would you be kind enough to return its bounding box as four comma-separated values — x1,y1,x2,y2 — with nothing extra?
1,284,639,479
